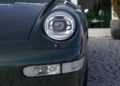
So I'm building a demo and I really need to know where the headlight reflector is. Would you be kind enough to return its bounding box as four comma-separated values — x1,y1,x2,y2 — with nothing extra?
44,11,75,40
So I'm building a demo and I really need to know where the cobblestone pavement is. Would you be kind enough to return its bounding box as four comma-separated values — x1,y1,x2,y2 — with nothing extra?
88,38,120,86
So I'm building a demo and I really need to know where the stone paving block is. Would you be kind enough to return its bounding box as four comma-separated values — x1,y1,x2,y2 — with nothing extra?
88,38,120,86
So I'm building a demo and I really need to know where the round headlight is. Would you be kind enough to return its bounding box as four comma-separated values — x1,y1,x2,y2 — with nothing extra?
44,11,75,41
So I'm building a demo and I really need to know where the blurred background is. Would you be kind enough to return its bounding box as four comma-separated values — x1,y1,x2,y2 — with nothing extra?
71,0,112,37
78,0,111,28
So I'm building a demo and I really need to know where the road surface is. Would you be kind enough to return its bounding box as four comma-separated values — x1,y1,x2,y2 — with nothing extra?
88,38,120,86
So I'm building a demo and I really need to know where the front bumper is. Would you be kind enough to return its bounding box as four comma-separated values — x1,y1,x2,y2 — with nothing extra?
0,42,85,86
0,41,81,65
0,66,84,86
0,51,85,86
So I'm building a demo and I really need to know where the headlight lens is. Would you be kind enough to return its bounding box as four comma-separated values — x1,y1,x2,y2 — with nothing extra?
44,11,75,41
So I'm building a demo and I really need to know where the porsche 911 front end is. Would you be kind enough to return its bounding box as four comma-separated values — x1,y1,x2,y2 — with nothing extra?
0,0,88,86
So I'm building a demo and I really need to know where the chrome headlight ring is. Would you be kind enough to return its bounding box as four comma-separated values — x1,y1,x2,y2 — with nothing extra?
44,10,76,41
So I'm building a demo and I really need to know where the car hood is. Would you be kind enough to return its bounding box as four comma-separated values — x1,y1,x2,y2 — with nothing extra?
0,2,47,40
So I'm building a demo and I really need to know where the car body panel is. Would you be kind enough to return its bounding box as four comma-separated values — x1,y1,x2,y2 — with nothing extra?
0,69,83,86
0,40,81,66
0,2,45,40
0,0,88,86
29,4,83,49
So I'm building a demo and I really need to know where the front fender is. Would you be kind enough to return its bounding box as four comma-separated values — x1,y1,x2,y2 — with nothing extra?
29,2,83,49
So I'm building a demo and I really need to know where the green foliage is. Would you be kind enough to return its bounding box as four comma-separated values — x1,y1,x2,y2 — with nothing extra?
111,0,120,19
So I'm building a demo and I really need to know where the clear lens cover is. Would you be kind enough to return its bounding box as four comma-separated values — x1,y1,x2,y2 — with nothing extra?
44,11,75,40
23,64,60,77
23,58,85,77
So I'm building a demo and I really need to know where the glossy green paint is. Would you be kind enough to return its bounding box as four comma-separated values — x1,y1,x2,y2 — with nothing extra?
0,40,81,66
0,0,88,86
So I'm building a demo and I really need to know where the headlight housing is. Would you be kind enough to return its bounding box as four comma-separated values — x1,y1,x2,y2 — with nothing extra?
44,11,75,41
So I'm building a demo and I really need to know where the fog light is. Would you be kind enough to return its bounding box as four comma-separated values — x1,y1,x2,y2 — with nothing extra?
23,64,60,77
23,58,85,77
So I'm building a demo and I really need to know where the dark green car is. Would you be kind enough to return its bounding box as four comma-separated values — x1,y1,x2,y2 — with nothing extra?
0,0,88,86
